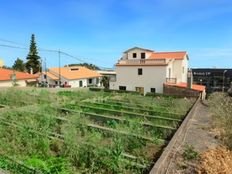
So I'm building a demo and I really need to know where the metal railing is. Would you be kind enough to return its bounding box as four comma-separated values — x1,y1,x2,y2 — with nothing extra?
166,78,177,84
118,59,166,65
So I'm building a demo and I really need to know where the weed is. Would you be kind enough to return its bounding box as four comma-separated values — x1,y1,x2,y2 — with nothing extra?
183,145,199,160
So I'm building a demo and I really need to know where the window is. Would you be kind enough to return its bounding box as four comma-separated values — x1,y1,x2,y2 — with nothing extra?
96,78,99,84
141,53,146,59
168,68,171,78
88,78,92,84
119,86,126,90
138,68,143,75
79,80,83,87
151,88,156,93
43,74,47,79
133,53,137,58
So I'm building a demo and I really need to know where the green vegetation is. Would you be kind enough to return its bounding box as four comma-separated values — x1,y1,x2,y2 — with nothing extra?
65,63,100,70
0,89,195,173
209,92,232,149
25,34,41,74
182,145,199,160
12,58,26,72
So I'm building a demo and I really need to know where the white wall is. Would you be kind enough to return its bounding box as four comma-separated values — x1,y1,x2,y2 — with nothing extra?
124,48,152,60
172,56,188,83
110,66,167,93
0,80,27,87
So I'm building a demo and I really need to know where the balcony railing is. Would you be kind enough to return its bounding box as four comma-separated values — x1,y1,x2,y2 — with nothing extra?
166,78,177,84
118,59,166,65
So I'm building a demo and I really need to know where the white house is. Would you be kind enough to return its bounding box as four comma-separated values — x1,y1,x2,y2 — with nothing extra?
40,66,102,88
0,68,39,87
110,47,189,94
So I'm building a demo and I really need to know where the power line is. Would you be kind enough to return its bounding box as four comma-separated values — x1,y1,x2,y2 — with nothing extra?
0,38,27,47
0,42,112,69
0,44,28,50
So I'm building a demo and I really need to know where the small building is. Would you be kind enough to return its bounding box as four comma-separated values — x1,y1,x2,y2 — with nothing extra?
110,47,189,94
96,70,116,82
192,68,232,93
0,68,39,87
40,66,102,88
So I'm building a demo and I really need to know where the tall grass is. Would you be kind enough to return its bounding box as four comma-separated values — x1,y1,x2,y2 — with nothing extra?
208,92,232,149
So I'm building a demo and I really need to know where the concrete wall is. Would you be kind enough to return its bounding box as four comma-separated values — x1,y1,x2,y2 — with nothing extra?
110,66,166,93
122,48,153,60
164,84,200,98
172,56,188,83
0,80,27,87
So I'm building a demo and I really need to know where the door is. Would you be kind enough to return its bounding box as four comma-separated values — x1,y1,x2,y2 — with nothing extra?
135,87,144,94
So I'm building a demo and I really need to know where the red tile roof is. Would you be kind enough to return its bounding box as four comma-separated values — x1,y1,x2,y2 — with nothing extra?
164,82,205,92
0,68,39,81
42,72,59,80
49,66,102,80
149,51,187,60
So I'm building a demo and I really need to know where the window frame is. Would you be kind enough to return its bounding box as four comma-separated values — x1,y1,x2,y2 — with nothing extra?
138,68,143,75
132,53,137,58
150,88,156,93
119,86,126,91
141,52,146,59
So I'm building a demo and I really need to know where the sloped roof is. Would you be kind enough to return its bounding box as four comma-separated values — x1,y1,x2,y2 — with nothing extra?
42,72,59,80
123,47,154,53
0,68,39,81
149,51,188,60
165,82,205,92
49,66,102,80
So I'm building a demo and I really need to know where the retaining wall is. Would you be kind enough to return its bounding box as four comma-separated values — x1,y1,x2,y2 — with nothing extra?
149,97,200,174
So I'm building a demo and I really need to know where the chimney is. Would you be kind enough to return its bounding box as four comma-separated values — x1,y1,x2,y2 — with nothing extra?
187,69,193,89
30,68,33,74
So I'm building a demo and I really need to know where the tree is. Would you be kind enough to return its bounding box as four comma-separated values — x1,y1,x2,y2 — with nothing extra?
25,34,41,74
65,63,100,70
12,58,25,72
101,76,110,89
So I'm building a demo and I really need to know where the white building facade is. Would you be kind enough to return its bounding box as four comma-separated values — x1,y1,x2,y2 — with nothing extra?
110,47,189,94
40,66,102,88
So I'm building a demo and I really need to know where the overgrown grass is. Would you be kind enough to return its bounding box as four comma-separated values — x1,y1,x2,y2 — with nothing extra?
0,88,195,173
208,92,232,149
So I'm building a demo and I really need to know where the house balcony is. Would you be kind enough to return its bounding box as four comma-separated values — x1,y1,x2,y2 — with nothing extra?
166,78,177,84
117,59,167,65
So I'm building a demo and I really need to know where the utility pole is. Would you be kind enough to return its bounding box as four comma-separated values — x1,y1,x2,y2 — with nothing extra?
58,49,61,87
222,70,227,92
44,58,47,84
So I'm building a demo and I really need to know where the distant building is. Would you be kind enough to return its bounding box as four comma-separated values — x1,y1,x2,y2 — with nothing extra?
40,66,102,88
110,47,190,94
192,68,232,93
96,70,116,82
0,68,39,87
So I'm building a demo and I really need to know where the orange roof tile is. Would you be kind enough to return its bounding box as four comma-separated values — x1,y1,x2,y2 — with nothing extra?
149,51,187,60
0,68,39,81
49,66,102,80
42,72,59,80
164,82,205,92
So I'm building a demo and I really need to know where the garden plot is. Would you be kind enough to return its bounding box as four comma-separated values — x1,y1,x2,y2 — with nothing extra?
0,89,196,174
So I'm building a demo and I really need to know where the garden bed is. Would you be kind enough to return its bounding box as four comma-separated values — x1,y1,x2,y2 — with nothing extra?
0,89,196,173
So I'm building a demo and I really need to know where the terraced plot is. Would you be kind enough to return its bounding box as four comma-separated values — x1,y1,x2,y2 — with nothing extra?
0,89,196,173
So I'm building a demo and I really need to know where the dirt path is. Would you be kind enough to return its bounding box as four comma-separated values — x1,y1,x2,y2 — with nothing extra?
165,101,220,173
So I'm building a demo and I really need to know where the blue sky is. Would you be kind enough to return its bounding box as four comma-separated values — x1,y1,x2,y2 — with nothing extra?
0,0,232,69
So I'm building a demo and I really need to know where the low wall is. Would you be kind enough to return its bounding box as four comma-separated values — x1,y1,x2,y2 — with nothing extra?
149,97,200,174
164,85,200,98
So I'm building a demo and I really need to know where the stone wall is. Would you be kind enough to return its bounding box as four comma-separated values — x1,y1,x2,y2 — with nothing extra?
163,84,200,98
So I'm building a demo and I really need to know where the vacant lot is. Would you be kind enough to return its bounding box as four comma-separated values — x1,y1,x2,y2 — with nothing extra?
0,88,195,173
